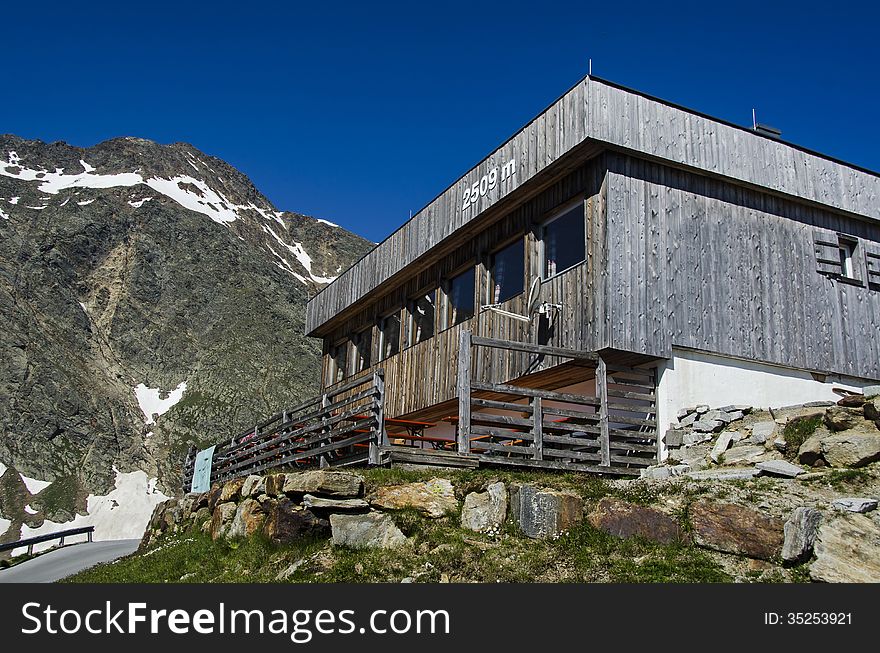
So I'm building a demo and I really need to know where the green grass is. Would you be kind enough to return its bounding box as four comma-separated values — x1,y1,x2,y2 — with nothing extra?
798,468,872,491
68,506,731,584
782,415,822,459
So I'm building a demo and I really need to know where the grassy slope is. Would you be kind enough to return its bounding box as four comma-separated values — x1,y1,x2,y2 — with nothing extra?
67,468,733,584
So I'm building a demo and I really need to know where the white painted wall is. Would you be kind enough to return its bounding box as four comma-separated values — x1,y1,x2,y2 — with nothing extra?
656,348,875,458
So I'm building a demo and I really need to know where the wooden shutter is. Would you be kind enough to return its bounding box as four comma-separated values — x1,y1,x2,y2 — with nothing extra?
813,229,842,276
865,241,880,290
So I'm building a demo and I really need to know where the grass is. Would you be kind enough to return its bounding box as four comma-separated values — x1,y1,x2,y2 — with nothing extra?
68,498,731,584
798,468,873,491
782,414,822,459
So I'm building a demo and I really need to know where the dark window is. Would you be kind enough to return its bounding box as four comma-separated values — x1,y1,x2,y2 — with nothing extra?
489,239,524,304
838,237,857,279
378,311,401,360
408,290,436,346
352,328,372,373
444,267,475,328
542,203,585,278
329,340,348,383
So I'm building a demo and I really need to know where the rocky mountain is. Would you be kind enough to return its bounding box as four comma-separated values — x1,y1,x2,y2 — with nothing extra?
0,135,372,546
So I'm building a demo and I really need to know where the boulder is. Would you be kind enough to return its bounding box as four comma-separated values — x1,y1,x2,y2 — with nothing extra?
797,434,825,466
640,466,672,480
695,405,710,414
861,385,880,400
685,468,760,480
863,397,880,422
330,512,407,549
241,474,266,498
720,445,779,466
191,507,211,528
710,431,735,463
782,507,821,565
263,499,330,543
588,498,686,544
679,412,698,427
302,494,370,511
219,477,246,503
755,460,806,478
460,482,507,533
228,498,266,539
210,502,237,541
810,514,880,582
665,429,686,448
838,394,866,408
750,421,776,444
265,473,286,497
689,501,784,560
191,492,209,512
692,419,724,433
509,484,583,539
823,406,863,432
282,470,364,498
370,478,457,518
820,433,880,467
206,485,223,513
683,432,712,446
831,498,878,513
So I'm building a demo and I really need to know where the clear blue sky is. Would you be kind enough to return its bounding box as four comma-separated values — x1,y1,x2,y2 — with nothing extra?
3,1,878,241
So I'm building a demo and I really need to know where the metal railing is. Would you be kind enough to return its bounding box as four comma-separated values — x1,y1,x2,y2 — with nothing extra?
0,526,95,556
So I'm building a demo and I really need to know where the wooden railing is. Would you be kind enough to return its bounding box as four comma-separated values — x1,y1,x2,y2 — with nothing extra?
183,371,386,490
0,526,95,556
456,331,657,476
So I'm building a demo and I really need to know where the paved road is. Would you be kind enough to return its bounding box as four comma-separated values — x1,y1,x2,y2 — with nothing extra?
0,539,139,583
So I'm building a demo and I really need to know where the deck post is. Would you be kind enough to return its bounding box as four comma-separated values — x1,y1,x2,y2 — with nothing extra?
597,355,611,467
370,370,386,465
532,396,543,461
457,329,472,454
319,393,330,468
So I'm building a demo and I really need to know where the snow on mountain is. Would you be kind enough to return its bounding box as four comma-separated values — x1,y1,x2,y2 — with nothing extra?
135,381,188,426
13,468,169,554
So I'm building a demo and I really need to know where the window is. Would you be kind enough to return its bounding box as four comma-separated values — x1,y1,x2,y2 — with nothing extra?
489,239,524,304
351,327,372,373
408,290,436,346
443,267,475,329
329,340,348,383
378,310,401,360
839,237,857,280
541,202,585,278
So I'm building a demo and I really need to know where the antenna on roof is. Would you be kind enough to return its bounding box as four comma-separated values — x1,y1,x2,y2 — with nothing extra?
588,58,592,76
752,108,757,130
751,108,783,139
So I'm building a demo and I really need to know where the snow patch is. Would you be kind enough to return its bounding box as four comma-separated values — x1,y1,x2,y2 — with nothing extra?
20,473,52,495
26,204,47,210
144,176,238,225
8,196,20,204
14,468,170,554
77,199,95,206
24,504,38,515
134,381,187,425
128,197,153,208
260,224,333,284
0,517,10,537
0,207,8,220
0,461,7,476
317,218,339,228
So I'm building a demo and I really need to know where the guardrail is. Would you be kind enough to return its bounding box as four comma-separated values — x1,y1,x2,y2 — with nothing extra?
0,526,95,556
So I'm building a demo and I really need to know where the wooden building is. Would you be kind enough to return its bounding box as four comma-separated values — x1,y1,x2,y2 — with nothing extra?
185,74,880,488
303,74,880,473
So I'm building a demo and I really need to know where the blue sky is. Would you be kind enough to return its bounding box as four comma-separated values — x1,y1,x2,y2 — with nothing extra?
2,1,878,241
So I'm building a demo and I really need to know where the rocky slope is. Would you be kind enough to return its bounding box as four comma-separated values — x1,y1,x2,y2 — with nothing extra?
0,135,372,546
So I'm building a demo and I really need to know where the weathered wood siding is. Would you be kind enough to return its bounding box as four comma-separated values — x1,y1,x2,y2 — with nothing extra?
600,152,880,379
320,163,605,418
307,76,880,335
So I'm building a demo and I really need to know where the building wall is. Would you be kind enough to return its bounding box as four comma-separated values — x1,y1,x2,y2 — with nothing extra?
601,153,880,381
319,162,605,419
656,347,871,453
306,76,880,335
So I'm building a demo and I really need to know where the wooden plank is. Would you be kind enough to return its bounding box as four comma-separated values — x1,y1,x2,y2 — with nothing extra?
471,381,600,406
471,397,532,413
457,329,472,454
597,356,611,466
471,441,535,456
471,335,598,361
533,396,543,461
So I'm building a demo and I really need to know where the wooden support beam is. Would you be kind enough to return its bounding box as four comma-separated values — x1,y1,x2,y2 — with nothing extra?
457,330,472,454
470,335,598,362
532,396,543,461
597,356,611,467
